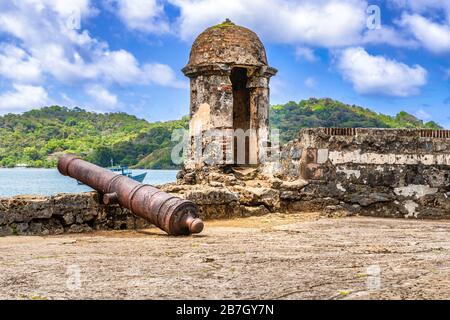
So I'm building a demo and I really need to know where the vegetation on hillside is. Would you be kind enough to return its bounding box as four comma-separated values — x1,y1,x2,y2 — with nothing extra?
0,106,188,168
0,98,442,168
271,98,441,143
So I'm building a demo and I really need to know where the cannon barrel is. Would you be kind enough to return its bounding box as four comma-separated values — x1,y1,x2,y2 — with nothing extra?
57,154,203,236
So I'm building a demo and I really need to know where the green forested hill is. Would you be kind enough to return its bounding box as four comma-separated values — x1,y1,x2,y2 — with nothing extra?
0,98,442,168
0,106,188,168
271,98,441,143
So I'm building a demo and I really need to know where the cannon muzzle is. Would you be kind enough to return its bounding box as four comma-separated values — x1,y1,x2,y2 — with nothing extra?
58,154,203,236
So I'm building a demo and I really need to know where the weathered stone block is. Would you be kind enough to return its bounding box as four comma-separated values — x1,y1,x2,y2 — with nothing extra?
280,179,309,190
0,198,8,212
350,192,393,207
62,212,75,225
0,225,13,236
237,187,280,210
241,205,270,217
208,172,240,186
6,197,53,223
185,188,239,205
15,222,29,235
280,190,303,201
52,193,92,215
198,203,240,219
24,220,63,236
358,202,404,218
67,224,92,234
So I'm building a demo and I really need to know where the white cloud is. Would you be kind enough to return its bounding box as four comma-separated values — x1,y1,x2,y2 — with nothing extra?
415,109,432,120
304,77,317,89
86,84,118,108
106,0,170,33
362,26,418,48
97,50,145,84
0,1,184,90
169,0,418,49
27,0,95,18
0,0,441,114
337,47,427,97
399,14,450,54
296,47,318,62
0,44,42,83
170,0,370,47
143,63,188,88
0,0,95,46
0,84,49,114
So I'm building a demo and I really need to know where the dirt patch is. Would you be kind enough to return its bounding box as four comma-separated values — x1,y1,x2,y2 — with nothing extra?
206,212,321,228
1,213,450,300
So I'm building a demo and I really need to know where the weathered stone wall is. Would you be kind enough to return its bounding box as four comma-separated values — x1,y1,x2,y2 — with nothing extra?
0,188,269,236
0,193,151,236
268,128,450,219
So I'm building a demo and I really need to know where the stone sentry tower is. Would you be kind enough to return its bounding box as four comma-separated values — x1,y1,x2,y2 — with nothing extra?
182,19,277,171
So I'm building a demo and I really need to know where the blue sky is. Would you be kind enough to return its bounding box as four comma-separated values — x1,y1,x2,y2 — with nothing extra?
0,0,449,127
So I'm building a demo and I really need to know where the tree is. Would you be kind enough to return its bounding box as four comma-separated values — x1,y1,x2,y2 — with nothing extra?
90,146,115,167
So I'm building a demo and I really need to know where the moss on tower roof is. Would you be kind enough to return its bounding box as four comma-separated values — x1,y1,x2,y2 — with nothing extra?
210,19,236,29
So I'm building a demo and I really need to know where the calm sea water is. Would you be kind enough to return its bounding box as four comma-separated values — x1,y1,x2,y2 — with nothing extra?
0,168,178,197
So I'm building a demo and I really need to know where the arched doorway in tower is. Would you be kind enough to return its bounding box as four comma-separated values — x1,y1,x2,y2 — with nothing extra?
231,67,251,165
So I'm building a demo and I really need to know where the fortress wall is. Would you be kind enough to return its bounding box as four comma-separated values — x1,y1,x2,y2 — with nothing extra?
0,193,152,236
0,190,247,236
4,128,450,237
273,128,450,218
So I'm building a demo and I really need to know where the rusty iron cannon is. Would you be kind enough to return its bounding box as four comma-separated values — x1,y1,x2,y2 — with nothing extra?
57,154,204,236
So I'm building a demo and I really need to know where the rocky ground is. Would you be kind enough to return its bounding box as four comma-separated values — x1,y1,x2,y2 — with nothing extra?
1,213,450,300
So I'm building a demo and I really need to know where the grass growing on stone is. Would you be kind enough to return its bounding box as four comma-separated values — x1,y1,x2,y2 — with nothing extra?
210,21,236,30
